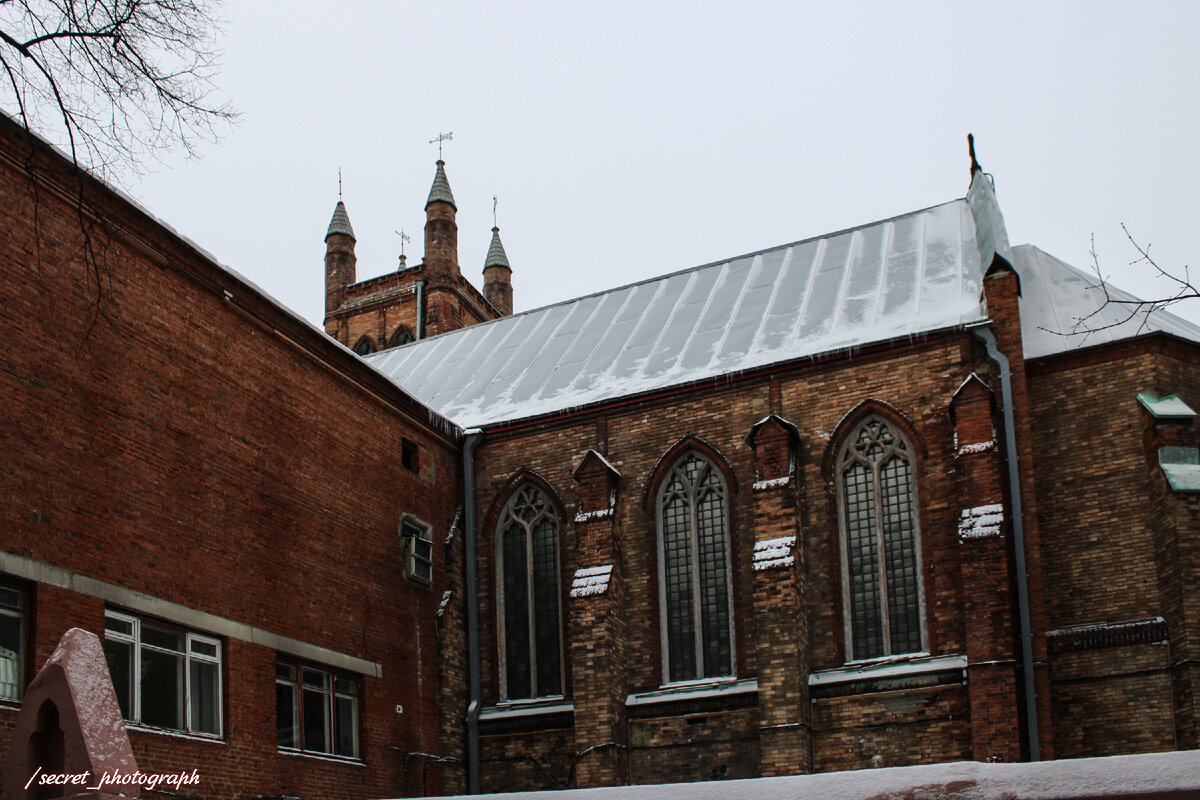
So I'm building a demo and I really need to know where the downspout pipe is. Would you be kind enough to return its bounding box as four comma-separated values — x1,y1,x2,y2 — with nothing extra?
416,278,427,340
970,324,1040,760
462,429,483,793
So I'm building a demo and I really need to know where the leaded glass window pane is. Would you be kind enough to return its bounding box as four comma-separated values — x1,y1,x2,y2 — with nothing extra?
837,416,925,661
657,451,734,683
498,484,562,699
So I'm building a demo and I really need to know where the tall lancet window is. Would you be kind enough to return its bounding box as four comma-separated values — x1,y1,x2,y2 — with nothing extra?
837,416,925,661
497,484,562,700
657,451,734,683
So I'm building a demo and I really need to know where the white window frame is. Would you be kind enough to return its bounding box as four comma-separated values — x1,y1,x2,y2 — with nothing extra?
0,580,26,703
103,609,222,737
400,515,434,587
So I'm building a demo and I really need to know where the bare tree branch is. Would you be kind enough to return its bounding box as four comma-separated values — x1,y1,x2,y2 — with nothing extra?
0,0,237,182
1043,226,1197,339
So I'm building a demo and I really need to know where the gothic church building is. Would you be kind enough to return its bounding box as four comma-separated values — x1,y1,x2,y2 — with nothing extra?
2,109,1199,800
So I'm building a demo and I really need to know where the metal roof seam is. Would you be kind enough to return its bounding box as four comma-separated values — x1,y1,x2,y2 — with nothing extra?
684,258,741,375
713,253,766,368
629,270,699,385
790,238,827,349
867,220,894,335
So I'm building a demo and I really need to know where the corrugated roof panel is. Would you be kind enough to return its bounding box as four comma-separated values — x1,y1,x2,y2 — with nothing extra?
369,199,996,427
717,249,787,362
607,275,690,381
757,240,819,352
798,232,852,342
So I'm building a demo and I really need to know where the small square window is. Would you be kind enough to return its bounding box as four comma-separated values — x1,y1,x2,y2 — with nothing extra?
401,439,419,472
401,518,433,587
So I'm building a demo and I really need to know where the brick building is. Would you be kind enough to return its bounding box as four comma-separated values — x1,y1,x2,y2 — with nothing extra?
2,105,1198,800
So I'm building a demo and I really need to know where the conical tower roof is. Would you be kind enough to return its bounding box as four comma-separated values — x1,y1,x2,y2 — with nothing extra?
484,226,510,270
325,200,356,241
425,160,457,210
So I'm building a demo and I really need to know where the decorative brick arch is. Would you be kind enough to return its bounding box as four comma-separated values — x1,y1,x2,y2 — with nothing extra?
351,335,377,355
389,325,415,348
642,434,738,513
821,397,927,483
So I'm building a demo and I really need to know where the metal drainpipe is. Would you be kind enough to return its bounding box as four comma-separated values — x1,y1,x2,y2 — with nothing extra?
416,279,426,340
971,324,1040,760
462,429,483,792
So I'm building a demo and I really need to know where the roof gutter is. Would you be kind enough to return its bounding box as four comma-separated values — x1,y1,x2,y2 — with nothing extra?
970,324,1040,760
462,429,483,792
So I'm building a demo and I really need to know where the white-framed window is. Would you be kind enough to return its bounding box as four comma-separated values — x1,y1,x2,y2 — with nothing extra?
401,517,434,587
836,415,926,661
102,610,222,736
276,660,359,759
657,450,735,683
0,581,26,702
497,483,562,701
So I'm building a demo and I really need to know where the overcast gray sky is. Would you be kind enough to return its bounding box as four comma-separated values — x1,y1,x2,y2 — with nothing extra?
126,1,1200,328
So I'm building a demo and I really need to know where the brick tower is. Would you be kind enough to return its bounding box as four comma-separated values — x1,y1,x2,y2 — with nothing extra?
321,160,514,353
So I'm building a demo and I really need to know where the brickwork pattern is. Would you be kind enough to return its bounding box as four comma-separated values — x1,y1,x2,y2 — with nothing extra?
0,118,461,800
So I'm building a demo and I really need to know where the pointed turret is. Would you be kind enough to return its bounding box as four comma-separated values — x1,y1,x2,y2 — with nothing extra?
425,160,457,210
324,200,358,326
483,226,513,316
423,160,459,281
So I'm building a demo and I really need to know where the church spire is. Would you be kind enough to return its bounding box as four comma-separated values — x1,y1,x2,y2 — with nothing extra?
326,200,356,241
323,200,357,334
483,226,513,316
423,159,460,285
425,160,457,210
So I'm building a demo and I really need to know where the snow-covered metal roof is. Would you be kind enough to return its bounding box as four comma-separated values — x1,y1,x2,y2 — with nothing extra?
368,200,988,427
1015,244,1200,359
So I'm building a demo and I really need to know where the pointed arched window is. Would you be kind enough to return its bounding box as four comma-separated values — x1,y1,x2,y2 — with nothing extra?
497,484,562,700
352,337,376,356
657,451,734,683
836,415,925,661
389,327,414,348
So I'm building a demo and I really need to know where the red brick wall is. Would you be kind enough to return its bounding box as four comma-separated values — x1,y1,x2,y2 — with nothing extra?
0,116,462,799
1028,337,1200,757
466,333,1008,787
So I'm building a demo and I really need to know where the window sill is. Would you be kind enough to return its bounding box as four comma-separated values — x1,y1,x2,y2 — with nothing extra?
626,678,757,707
809,654,966,686
124,723,225,744
480,697,573,720
278,748,365,766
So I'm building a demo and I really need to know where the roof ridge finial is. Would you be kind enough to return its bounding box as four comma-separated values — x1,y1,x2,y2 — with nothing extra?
338,166,342,199
493,194,498,229
968,133,982,176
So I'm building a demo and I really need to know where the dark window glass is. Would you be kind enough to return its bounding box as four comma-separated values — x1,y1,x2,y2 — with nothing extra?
102,611,221,736
838,417,924,660
498,484,561,700
277,660,358,758
657,452,733,682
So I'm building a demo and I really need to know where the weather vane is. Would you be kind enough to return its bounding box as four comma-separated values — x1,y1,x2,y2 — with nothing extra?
429,131,454,160
338,167,342,199
395,229,411,268
492,195,498,228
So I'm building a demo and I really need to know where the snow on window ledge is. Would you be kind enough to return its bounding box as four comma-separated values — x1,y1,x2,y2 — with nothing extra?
480,697,572,720
626,678,757,707
809,654,965,686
